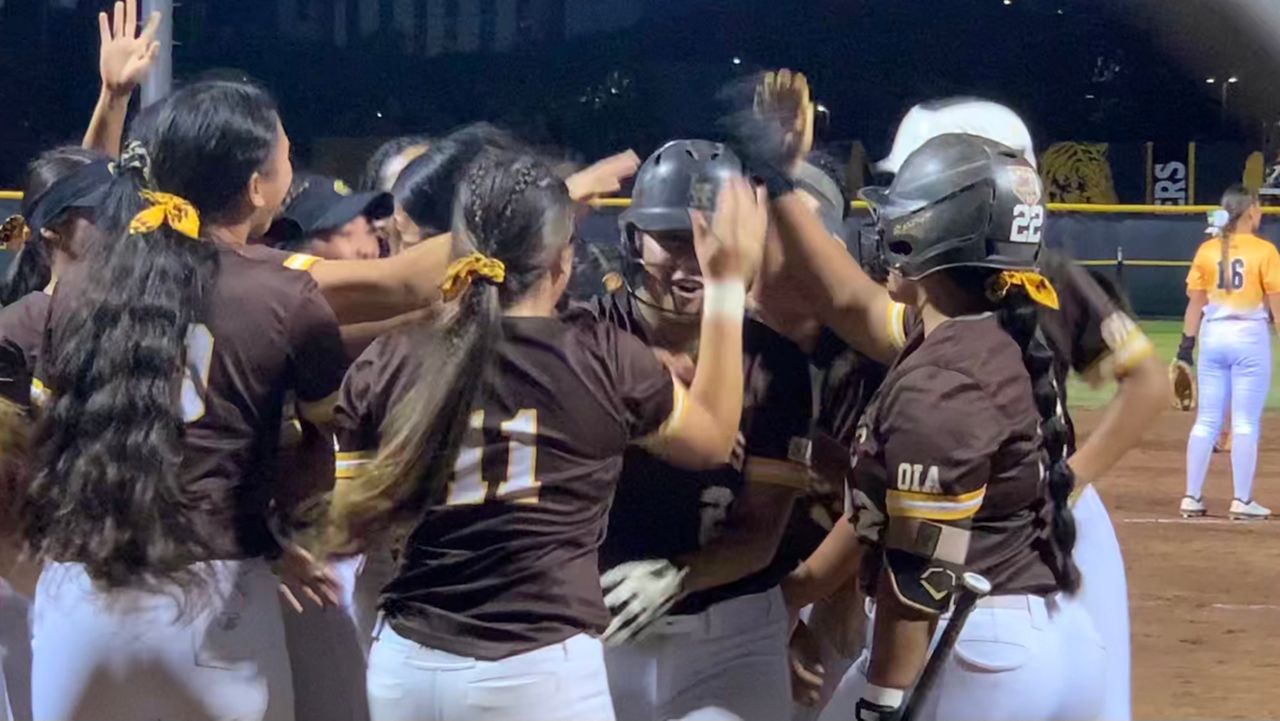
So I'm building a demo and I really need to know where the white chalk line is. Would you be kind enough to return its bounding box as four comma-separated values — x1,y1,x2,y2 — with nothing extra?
1131,600,1280,612
1120,517,1274,525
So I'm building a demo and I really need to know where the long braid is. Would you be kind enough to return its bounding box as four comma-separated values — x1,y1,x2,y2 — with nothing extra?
996,286,1082,594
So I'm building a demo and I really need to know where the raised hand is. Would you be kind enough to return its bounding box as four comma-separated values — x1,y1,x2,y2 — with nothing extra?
691,176,769,284
754,69,815,173
98,0,161,96
566,150,642,202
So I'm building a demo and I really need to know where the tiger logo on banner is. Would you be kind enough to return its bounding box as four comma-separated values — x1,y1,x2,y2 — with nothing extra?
1039,142,1119,204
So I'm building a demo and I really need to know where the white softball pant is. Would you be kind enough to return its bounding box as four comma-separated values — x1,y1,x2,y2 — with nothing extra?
31,559,294,721
1072,484,1131,721
366,620,615,721
1186,317,1272,503
805,489,1127,721
820,591,1104,721
605,587,792,721
0,580,31,721
352,548,396,656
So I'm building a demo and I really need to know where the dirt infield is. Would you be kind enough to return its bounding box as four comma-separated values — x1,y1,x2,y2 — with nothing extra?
1076,409,1280,720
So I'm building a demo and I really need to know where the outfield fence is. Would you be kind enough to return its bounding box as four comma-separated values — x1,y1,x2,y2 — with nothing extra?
5,192,1272,317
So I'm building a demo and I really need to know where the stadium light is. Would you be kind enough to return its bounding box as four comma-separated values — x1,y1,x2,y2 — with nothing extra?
1206,77,1217,84
1228,76,1240,84
732,57,742,65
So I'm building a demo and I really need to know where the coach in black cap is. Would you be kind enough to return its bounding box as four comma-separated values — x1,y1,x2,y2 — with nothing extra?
267,173,393,260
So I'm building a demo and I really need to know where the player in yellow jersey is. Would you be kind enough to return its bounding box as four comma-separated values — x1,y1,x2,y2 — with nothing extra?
1180,185,1280,520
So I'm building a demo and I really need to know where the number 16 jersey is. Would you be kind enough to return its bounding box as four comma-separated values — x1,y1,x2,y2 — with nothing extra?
335,315,678,661
1186,232,1280,322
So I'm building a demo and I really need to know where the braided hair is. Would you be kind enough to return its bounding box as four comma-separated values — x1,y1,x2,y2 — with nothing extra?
328,150,574,552
942,266,1081,593
1212,184,1258,295
990,279,1080,593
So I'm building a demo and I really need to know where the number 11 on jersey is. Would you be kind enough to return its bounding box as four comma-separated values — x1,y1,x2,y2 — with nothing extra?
447,409,542,505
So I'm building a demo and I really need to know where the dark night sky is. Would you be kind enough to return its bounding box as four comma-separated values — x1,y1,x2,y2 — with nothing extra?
0,0,1274,184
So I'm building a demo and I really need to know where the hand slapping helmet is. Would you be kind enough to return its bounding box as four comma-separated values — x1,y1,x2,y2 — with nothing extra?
618,139,746,316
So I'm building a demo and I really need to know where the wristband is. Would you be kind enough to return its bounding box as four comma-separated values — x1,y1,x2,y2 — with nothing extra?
1177,333,1196,365
1178,333,1196,354
703,281,747,320
863,684,905,709
761,168,796,199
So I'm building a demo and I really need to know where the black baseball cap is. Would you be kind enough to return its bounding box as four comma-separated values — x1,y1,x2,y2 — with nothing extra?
268,173,393,243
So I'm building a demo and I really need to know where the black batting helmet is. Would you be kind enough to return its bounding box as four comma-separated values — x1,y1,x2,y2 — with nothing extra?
619,140,744,242
859,133,1046,280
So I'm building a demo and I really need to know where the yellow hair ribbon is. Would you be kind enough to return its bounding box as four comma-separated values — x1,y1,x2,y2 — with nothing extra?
0,216,30,250
127,191,201,240
440,252,506,302
988,270,1060,310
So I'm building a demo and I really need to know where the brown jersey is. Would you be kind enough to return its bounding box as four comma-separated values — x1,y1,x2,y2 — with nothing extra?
334,315,677,660
239,242,324,272
849,315,1066,613
37,243,346,559
1038,255,1153,453
0,289,51,407
575,292,812,616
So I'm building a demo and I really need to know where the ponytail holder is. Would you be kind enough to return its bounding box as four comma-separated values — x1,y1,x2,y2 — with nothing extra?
1206,208,1230,236
128,190,201,240
0,216,30,250
110,141,154,186
987,270,1060,310
440,252,506,302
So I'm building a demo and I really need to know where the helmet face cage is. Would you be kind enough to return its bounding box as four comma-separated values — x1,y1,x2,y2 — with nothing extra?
616,140,744,313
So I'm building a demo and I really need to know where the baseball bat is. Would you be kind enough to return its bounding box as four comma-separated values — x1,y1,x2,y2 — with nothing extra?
899,572,993,721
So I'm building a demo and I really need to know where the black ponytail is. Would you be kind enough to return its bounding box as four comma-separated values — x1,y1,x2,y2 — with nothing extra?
329,149,573,552
995,287,1081,594
25,80,281,590
26,151,217,589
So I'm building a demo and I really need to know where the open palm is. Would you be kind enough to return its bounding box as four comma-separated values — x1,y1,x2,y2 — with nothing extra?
753,69,816,172
98,0,161,94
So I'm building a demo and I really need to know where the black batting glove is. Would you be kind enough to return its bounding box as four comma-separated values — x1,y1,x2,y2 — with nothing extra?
855,697,904,721
1177,333,1196,366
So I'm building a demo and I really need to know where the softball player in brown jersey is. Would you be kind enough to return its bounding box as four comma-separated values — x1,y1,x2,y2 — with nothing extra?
15,80,348,721
848,135,1107,721
327,150,765,721
863,100,1164,721
747,89,1163,721
579,141,811,721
